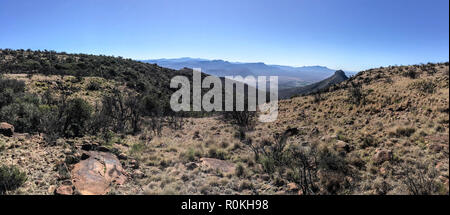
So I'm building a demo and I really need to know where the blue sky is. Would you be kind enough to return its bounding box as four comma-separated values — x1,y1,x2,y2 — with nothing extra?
0,0,448,71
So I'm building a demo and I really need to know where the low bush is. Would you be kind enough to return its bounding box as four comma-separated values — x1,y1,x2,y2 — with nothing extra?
0,165,27,194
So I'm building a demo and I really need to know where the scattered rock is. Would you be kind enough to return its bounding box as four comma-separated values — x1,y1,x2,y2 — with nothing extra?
63,148,73,155
287,183,299,192
372,149,393,164
0,122,14,137
200,158,235,173
55,185,73,195
132,170,145,179
71,151,127,195
48,185,57,194
379,167,387,175
335,140,351,153
129,159,139,169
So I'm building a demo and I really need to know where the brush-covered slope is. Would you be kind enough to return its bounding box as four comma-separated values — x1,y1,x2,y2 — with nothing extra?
1,49,448,195
261,63,449,194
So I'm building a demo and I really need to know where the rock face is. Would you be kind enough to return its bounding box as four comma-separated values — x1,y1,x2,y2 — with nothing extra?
0,122,14,137
71,151,127,195
372,149,393,164
200,158,235,173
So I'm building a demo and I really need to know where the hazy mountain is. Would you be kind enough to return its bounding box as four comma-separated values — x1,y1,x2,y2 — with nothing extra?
142,58,356,89
279,70,349,99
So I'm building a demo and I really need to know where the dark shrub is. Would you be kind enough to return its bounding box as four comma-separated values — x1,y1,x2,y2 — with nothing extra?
0,77,26,109
410,80,436,94
403,68,417,79
0,95,41,133
347,83,366,105
401,161,443,195
0,165,27,194
86,80,101,91
62,98,93,137
392,127,416,137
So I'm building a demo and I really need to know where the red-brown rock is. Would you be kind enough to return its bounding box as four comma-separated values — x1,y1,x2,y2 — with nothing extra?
71,151,127,195
55,185,73,195
372,149,393,164
287,183,299,192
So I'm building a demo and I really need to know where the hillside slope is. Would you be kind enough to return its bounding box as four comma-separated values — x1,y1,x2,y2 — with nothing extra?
279,70,349,99
1,53,448,195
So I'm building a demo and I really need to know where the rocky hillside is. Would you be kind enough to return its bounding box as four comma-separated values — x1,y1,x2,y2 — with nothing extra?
0,60,448,195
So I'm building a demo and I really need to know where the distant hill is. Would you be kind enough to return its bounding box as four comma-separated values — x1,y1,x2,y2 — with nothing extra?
279,70,349,99
143,58,356,89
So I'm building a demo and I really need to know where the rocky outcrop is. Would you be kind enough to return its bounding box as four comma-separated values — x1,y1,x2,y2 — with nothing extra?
0,122,14,137
372,149,393,164
71,151,127,195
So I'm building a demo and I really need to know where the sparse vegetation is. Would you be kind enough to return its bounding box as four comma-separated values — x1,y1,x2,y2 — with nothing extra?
401,161,443,195
0,50,448,195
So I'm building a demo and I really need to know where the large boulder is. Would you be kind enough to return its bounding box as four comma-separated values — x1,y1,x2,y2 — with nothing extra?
335,140,351,153
372,149,393,164
71,151,127,195
0,122,14,137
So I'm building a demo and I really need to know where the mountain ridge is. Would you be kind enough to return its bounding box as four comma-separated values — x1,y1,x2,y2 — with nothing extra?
279,70,349,99
143,58,357,89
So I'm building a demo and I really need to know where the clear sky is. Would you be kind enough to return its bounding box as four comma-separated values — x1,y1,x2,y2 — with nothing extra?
1,0,448,71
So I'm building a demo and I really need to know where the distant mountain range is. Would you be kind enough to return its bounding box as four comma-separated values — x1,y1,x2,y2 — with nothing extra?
142,58,357,90
279,70,349,99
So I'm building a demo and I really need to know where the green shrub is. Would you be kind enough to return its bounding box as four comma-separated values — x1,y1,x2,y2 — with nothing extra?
402,162,442,195
62,98,93,137
180,148,202,162
130,142,147,157
392,127,416,137
86,80,101,91
235,163,245,178
260,156,276,174
410,80,436,94
0,165,27,194
347,83,366,105
0,99,41,132
0,139,5,151
403,68,417,79
207,147,228,160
